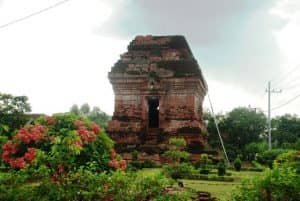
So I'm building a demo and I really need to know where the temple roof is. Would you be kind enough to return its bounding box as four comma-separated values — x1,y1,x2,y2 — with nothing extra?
128,35,193,54
110,35,207,89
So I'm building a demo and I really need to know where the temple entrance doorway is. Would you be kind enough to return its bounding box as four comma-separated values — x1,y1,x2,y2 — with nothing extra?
148,99,159,128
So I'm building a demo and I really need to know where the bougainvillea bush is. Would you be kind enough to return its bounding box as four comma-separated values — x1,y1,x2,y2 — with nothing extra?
1,113,124,174
0,113,194,201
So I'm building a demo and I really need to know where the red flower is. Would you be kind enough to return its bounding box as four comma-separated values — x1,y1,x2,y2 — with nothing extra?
90,123,101,134
14,125,46,144
51,172,59,182
108,159,126,171
24,148,36,161
119,160,127,171
15,128,31,144
46,116,56,125
2,140,37,169
2,151,10,162
2,141,17,154
74,120,84,128
77,126,97,143
109,149,117,159
72,139,83,149
9,157,26,169
87,132,97,142
108,159,119,169
78,126,88,136
57,164,65,174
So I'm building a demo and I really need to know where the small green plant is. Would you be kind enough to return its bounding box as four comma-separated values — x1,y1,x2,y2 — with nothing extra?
163,138,193,179
233,156,242,171
131,150,138,161
198,154,211,175
217,159,226,176
230,163,300,201
163,137,190,163
163,163,194,179
143,159,156,168
295,138,300,150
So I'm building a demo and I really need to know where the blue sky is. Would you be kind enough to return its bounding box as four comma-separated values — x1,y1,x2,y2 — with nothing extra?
0,0,300,117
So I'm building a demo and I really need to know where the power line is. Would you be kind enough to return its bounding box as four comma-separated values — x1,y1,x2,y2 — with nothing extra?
281,82,300,91
272,93,300,111
272,64,300,88
0,0,70,30
278,75,300,89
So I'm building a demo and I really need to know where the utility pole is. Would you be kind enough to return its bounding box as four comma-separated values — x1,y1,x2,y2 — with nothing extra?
266,81,281,150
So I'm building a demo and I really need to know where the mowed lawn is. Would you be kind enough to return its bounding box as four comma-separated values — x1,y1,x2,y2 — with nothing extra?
138,168,264,200
181,179,237,200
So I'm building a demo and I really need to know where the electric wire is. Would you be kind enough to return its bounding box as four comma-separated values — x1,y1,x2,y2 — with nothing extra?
281,82,300,91
271,93,300,111
0,0,70,30
272,64,300,88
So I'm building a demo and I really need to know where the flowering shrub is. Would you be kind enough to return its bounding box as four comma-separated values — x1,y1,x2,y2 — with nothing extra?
0,168,193,201
1,113,118,173
108,148,127,171
230,163,300,201
0,113,198,201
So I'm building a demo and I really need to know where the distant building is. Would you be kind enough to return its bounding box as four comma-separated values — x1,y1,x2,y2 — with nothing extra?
107,35,208,162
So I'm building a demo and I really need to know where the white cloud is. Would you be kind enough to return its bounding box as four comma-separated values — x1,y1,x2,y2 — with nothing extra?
0,0,127,115
0,0,300,118
203,77,258,114
267,0,300,116
271,0,300,66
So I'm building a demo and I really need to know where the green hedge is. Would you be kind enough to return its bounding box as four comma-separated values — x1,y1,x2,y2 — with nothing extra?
185,173,234,182
228,167,264,172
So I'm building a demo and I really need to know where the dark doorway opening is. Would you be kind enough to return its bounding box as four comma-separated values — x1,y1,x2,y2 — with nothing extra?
148,99,159,128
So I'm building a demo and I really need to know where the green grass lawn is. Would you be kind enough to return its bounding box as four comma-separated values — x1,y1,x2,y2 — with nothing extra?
138,168,264,200
181,179,238,200
137,168,162,177
1,167,264,200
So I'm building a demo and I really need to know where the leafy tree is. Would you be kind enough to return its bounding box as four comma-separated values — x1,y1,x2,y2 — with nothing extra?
272,114,300,146
205,107,267,160
88,106,111,128
0,93,31,137
224,107,266,150
244,141,268,161
80,103,90,115
70,103,111,128
257,149,289,168
203,110,226,149
70,104,80,115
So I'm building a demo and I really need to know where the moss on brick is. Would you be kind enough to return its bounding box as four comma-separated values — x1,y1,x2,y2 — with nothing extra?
156,60,201,77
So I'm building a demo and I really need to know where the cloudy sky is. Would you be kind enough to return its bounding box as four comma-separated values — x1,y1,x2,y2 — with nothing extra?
0,0,300,117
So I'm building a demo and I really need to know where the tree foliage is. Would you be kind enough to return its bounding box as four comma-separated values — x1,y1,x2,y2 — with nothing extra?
70,103,111,128
245,142,268,161
231,162,300,201
163,137,189,163
1,113,116,172
272,114,300,146
205,107,267,160
0,93,31,137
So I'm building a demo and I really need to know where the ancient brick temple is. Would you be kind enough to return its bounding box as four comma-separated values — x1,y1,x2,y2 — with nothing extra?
107,35,208,162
